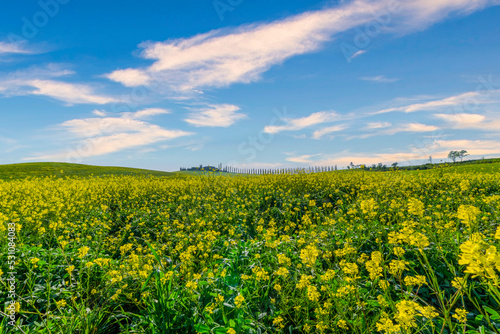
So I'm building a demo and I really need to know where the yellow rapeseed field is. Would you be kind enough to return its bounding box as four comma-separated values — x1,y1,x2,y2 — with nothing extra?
1,166,499,333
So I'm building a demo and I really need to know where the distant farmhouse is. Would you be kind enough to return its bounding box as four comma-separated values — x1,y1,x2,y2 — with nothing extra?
179,164,223,172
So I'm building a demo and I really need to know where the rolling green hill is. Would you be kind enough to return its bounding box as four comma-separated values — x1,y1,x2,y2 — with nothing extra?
0,162,184,180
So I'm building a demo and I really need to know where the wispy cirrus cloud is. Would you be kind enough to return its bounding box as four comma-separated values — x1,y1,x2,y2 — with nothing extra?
26,108,192,160
434,112,500,131
0,41,34,55
375,90,500,114
184,104,247,127
105,0,498,95
355,122,439,139
264,111,340,134
0,64,119,105
29,79,119,105
312,124,347,139
123,108,170,119
286,154,319,163
384,123,439,134
360,75,398,83
365,121,392,129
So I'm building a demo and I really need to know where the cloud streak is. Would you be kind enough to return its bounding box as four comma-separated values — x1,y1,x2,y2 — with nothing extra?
0,41,34,55
264,111,340,134
106,0,498,95
375,90,500,114
360,75,399,83
0,65,119,105
312,125,347,139
184,104,247,127
26,109,192,160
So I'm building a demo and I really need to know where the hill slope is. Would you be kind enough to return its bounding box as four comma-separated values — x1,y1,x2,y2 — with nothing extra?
0,162,182,180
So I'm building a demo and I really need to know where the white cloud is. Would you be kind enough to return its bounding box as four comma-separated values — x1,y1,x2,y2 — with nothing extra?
388,123,439,134
26,109,192,160
431,139,500,156
375,90,500,114
365,121,392,129
125,108,170,119
184,104,247,127
106,68,150,87
29,79,119,105
0,41,32,55
312,124,347,139
360,75,399,83
350,122,438,140
286,154,317,163
264,111,340,134
106,0,497,94
434,112,500,131
92,109,107,117
0,65,118,105
225,161,286,169
350,50,366,60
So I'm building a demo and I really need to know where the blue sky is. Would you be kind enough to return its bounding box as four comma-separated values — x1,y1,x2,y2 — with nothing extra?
1,0,500,171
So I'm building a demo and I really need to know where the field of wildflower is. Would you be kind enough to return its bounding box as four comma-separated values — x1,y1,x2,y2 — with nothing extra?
1,163,500,333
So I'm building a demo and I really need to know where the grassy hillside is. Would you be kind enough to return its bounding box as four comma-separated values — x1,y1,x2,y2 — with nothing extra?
0,162,183,180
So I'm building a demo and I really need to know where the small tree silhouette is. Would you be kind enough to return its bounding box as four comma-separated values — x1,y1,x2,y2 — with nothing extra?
448,151,458,163
458,150,469,162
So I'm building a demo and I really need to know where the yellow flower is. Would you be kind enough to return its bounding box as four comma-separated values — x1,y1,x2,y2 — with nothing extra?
275,267,289,277
389,260,407,276
56,299,67,308
377,295,388,307
30,258,40,264
227,329,236,334
234,295,245,308
404,275,427,287
457,205,480,227
78,246,90,258
185,281,198,290
420,306,438,319
407,198,425,217
393,247,405,257
320,269,336,281
452,277,467,290
300,245,320,268
452,308,468,323
376,317,401,333
394,300,420,329
337,319,348,330
273,316,285,328
307,285,320,302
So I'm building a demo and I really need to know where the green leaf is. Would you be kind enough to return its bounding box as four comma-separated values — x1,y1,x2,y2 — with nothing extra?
140,270,155,292
229,319,236,327
194,324,210,333
484,306,500,320
475,314,484,322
